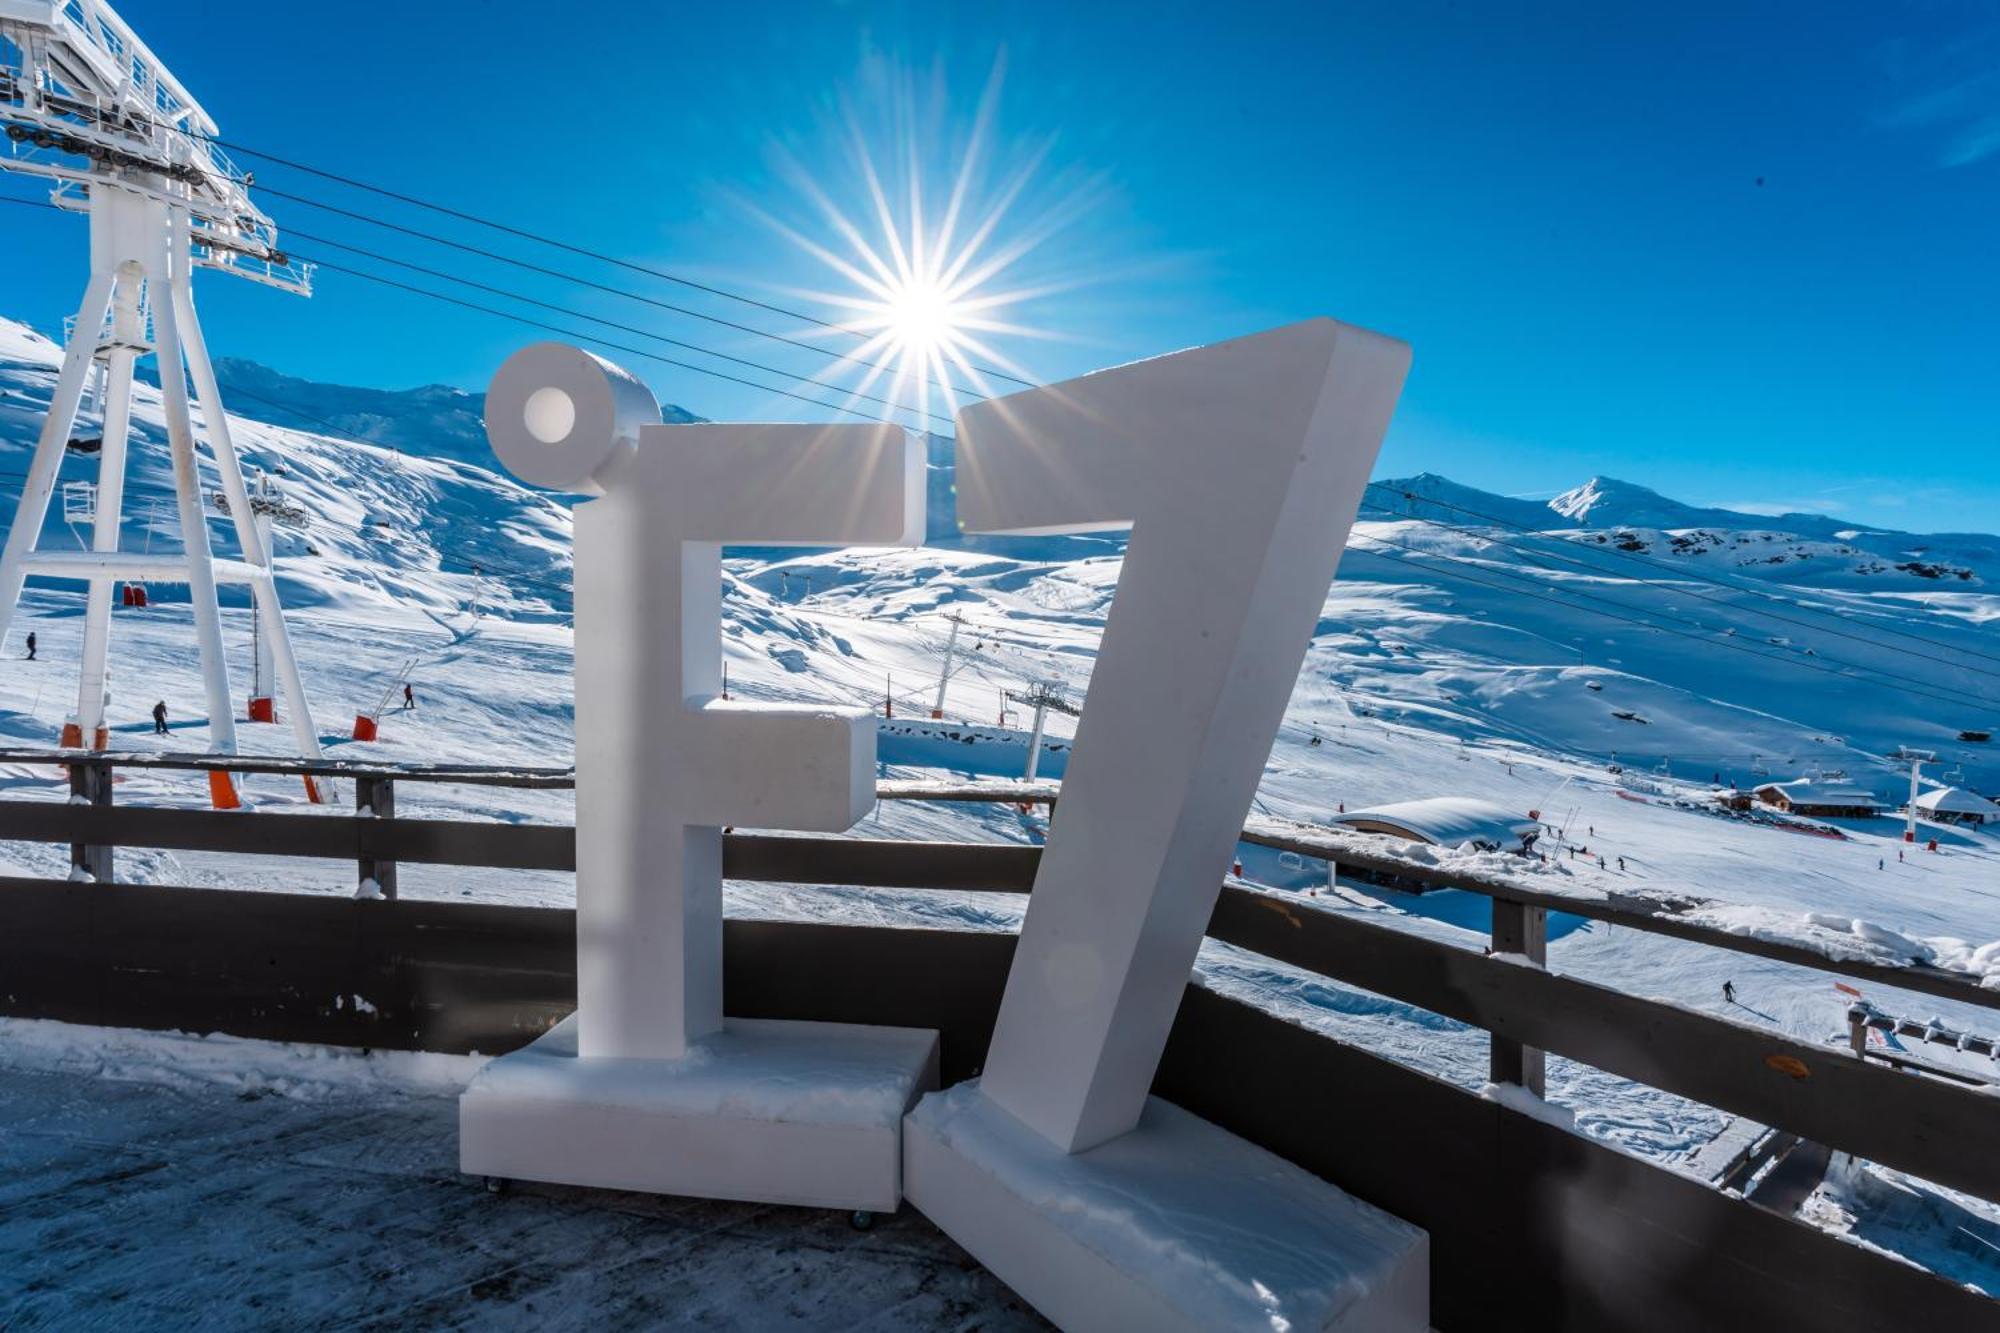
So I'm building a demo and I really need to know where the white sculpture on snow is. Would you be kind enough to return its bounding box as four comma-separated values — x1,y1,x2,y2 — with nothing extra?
902,319,1432,1331
459,343,936,1213
456,320,1431,1329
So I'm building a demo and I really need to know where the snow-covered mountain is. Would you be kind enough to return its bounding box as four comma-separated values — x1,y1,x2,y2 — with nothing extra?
206,356,705,466
5,311,1997,791
4,311,1999,1283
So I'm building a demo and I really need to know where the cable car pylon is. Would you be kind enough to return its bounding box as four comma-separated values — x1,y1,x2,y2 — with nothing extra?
0,0,327,805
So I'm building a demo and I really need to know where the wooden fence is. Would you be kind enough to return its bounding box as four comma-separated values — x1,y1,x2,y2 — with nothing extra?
0,748,1994,1329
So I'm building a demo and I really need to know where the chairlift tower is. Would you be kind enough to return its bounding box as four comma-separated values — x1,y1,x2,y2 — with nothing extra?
1893,746,1937,845
0,0,324,798
1006,679,1079,781
930,609,967,718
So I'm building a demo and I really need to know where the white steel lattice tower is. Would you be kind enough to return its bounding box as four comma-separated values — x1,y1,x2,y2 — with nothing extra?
0,0,324,801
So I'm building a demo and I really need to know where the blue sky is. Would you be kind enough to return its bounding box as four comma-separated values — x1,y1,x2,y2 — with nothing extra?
2,1,1996,530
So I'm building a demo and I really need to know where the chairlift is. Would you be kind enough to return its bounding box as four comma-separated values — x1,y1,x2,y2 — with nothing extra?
61,480,96,549
124,496,163,609
61,479,95,527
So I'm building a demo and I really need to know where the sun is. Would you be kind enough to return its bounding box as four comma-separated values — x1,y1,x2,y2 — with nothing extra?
744,61,1090,428
880,275,965,356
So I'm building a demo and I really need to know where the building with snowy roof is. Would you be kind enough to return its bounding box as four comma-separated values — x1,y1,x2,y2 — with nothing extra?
1333,797,1541,854
1752,779,1884,819
1909,786,1999,827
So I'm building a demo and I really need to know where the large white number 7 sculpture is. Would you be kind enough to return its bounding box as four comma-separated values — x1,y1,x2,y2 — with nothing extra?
904,320,1431,1331
460,343,937,1214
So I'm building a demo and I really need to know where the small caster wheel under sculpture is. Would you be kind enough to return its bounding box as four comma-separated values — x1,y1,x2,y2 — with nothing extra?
848,1210,876,1232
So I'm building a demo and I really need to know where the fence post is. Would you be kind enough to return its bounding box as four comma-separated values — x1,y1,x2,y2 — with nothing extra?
1489,897,1547,1096
355,775,397,900
68,757,114,883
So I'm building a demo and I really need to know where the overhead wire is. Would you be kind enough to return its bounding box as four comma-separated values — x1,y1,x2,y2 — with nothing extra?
283,230,954,427
2,189,958,430
185,130,1035,389
301,254,938,429
261,189,972,412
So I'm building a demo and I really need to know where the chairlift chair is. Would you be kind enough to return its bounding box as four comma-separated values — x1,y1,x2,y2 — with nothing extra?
61,479,95,528
125,496,165,608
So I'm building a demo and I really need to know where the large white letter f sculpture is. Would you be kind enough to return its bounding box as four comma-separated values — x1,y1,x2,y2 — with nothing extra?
904,320,1432,1331
461,343,938,1214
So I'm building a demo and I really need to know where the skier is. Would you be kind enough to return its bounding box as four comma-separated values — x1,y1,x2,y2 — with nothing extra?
1723,980,1736,1005
1597,854,1606,869
1897,848,1904,863
1617,856,1625,871
1878,858,1885,871
402,682,416,711
151,700,168,735
24,631,35,661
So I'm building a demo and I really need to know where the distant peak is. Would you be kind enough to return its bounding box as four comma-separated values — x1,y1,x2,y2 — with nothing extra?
1547,476,1671,523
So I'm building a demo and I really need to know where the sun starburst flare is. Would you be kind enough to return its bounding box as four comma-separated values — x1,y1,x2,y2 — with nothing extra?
745,61,1102,429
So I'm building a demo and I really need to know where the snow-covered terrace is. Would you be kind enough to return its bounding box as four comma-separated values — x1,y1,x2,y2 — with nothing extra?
0,1021,1042,1331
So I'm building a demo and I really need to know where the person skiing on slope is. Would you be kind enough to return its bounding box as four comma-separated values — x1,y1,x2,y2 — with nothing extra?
1723,980,1736,1005
24,631,35,661
402,682,415,711
151,700,168,735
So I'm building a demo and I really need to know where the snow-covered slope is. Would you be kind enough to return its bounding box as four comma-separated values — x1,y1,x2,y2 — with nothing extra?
2,313,1998,1285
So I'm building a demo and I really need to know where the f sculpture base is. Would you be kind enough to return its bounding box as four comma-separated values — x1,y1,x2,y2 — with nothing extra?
904,1082,1429,1333
461,1015,940,1212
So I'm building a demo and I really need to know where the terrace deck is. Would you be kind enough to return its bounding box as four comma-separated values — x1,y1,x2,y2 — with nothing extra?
0,1023,1046,1331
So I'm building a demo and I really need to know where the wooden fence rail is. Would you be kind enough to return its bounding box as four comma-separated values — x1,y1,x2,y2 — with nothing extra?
0,785,1995,1205
0,876,1989,1331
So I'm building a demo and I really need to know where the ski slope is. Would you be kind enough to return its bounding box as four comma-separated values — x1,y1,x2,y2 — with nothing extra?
2,314,1998,1286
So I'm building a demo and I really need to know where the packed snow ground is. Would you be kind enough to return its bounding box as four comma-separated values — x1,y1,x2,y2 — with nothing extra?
0,1017,1043,1331
2,315,1998,1289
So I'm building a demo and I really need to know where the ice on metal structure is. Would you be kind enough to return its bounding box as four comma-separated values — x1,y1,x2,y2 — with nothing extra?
462,342,936,1209
905,318,1430,1330
0,0,324,800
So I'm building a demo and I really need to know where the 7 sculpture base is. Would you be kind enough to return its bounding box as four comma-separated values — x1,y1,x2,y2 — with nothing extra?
903,1082,1429,1332
460,1014,939,1213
